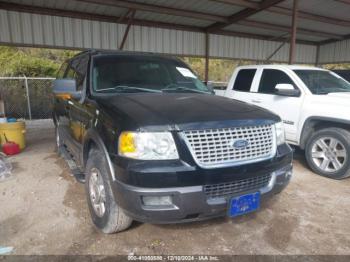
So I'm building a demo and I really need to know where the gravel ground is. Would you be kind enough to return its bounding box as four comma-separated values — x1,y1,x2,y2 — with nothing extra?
1,121,350,255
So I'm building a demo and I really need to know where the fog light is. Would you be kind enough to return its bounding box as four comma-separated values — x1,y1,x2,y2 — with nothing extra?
142,196,173,206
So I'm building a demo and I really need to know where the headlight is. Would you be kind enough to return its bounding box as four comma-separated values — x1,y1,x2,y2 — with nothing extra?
275,122,285,145
118,132,179,160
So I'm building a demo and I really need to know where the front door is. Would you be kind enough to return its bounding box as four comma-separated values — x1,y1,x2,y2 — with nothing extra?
251,69,304,143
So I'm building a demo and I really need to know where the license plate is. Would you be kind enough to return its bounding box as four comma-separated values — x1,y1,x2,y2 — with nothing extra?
228,192,260,217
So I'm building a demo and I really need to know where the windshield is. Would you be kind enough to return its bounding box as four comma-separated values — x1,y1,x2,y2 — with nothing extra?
294,70,350,94
92,55,211,94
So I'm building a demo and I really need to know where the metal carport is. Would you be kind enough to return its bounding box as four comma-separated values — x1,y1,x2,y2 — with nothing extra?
0,0,349,82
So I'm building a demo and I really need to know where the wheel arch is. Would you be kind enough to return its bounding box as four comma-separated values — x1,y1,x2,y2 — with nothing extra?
300,117,350,149
82,128,116,181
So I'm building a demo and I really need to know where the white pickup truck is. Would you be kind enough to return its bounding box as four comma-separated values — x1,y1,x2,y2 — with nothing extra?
221,65,350,179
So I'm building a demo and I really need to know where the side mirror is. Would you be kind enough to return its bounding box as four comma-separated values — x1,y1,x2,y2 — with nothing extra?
53,79,82,100
275,84,300,97
205,81,215,94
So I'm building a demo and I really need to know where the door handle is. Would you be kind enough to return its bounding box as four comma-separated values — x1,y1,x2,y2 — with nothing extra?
251,99,262,104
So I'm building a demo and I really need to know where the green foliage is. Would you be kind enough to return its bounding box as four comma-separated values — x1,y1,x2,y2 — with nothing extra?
0,46,78,77
181,57,253,82
322,63,350,70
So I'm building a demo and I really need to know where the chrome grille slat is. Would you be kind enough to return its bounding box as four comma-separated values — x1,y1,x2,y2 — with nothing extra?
204,174,272,199
182,124,275,168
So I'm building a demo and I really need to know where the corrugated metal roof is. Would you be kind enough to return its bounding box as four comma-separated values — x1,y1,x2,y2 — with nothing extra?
279,0,350,22
1,0,128,17
1,0,349,45
251,11,350,36
225,24,286,38
0,9,317,63
319,39,350,64
209,33,316,63
134,11,212,27
0,0,349,63
131,0,243,17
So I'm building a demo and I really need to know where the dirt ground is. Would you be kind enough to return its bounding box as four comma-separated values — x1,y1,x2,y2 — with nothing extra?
1,120,350,255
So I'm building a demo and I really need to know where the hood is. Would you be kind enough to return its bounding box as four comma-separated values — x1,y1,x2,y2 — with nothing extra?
309,92,350,108
96,93,280,131
327,92,350,101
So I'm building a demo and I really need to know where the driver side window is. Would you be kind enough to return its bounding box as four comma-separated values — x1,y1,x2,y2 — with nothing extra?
258,69,297,95
64,55,88,92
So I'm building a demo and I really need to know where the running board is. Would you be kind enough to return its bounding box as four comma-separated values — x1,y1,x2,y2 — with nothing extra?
58,145,85,184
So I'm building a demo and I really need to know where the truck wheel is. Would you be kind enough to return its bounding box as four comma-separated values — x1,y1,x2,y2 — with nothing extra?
85,148,132,233
305,128,350,179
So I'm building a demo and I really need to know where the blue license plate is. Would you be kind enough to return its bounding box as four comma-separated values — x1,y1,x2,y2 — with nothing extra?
229,192,260,217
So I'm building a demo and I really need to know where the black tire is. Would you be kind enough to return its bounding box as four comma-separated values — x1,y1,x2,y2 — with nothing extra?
305,128,350,179
85,148,132,233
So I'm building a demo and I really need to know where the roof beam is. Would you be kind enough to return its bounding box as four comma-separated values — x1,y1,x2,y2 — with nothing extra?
119,9,135,50
206,0,284,32
76,0,228,22
333,0,350,5
214,30,316,45
238,20,344,39
320,34,350,45
209,0,260,9
0,1,201,32
268,6,350,27
211,0,350,28
289,0,299,64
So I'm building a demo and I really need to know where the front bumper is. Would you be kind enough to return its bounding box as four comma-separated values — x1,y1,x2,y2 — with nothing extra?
112,164,292,224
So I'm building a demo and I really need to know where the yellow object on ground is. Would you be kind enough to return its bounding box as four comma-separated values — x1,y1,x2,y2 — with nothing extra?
0,121,26,150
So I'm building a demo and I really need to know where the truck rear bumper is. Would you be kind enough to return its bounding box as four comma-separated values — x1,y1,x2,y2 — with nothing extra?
112,164,292,224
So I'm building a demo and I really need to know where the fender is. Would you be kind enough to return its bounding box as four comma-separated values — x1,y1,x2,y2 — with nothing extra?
299,116,350,149
82,128,116,181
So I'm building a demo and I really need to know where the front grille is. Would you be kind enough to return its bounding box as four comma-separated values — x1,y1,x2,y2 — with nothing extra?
182,124,275,168
204,174,272,200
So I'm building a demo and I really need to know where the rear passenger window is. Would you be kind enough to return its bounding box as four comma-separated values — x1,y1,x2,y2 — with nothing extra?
232,69,256,92
258,69,296,95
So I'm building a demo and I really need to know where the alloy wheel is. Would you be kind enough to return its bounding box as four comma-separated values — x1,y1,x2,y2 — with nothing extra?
311,137,347,173
89,168,107,217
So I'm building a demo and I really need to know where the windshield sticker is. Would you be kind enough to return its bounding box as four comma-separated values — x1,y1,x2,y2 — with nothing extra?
176,67,197,79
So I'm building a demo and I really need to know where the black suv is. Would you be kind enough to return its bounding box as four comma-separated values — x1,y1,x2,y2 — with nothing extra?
53,50,293,233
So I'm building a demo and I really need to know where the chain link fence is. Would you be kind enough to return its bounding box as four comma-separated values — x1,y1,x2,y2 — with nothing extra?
0,77,227,120
0,77,55,120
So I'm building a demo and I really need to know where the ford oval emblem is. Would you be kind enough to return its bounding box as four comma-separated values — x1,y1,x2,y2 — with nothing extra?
232,139,249,149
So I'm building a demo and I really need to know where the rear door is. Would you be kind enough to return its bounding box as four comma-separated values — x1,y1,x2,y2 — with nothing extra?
251,69,304,143
225,68,257,103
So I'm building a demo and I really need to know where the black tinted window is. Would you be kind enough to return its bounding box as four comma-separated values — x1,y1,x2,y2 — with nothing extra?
294,70,350,94
91,55,210,94
258,69,295,95
65,55,89,91
65,67,75,79
233,69,256,92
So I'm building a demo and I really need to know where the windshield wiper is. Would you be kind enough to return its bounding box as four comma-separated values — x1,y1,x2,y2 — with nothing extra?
162,86,210,94
96,85,162,93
